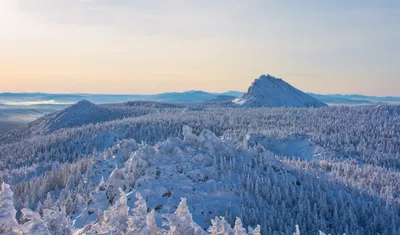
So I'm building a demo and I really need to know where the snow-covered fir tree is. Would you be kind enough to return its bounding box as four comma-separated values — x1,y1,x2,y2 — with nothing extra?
0,183,20,234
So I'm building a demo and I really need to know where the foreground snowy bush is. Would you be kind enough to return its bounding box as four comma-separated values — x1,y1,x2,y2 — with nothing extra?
1,182,263,235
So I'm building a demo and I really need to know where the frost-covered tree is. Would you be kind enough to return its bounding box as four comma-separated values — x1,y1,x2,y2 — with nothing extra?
20,208,51,235
99,188,131,234
163,213,190,233
0,183,19,234
233,218,247,235
163,197,207,235
176,198,205,233
248,225,261,235
208,216,233,235
294,224,301,235
163,213,199,235
43,208,72,235
146,210,166,235
127,192,150,235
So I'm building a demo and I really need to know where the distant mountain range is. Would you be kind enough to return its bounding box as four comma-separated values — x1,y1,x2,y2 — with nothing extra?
1,88,399,107
3,81,398,134
308,93,400,105
0,91,243,105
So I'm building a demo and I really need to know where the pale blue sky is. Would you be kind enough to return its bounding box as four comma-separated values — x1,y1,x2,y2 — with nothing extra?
0,0,399,95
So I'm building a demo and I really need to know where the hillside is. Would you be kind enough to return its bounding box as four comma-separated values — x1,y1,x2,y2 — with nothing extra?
0,100,156,143
233,75,327,108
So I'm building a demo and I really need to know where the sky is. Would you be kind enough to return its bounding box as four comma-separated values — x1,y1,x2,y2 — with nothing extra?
0,0,399,95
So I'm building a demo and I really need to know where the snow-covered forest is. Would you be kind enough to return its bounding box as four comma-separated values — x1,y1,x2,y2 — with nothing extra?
0,102,399,234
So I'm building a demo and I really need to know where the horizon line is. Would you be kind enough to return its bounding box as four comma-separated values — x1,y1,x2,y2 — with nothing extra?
1,91,400,98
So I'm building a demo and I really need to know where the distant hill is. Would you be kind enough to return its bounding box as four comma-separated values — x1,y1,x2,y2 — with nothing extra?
206,95,237,102
233,74,327,108
308,93,400,105
308,94,373,105
220,91,244,97
152,90,217,103
0,100,156,142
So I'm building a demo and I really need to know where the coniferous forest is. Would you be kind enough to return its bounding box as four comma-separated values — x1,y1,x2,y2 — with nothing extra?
0,101,399,234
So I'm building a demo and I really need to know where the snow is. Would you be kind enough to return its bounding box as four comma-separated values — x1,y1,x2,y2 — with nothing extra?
233,74,327,108
1,103,400,234
244,134,321,161
119,127,243,230
64,126,274,233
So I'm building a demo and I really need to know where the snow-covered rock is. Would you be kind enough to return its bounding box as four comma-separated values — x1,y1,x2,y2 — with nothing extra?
233,74,327,108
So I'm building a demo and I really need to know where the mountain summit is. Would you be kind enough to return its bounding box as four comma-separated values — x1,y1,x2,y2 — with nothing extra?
233,74,327,108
